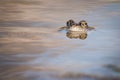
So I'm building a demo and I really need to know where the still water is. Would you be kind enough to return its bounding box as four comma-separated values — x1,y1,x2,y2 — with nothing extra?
0,0,120,80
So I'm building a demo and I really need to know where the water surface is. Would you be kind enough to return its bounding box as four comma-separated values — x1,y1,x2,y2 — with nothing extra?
0,0,120,80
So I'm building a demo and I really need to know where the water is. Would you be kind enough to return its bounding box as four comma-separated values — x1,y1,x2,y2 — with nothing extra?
0,0,120,80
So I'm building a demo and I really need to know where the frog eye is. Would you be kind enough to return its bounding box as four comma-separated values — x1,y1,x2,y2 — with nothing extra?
85,23,87,25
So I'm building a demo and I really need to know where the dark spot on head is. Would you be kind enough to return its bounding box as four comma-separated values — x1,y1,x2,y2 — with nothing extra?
79,20,88,28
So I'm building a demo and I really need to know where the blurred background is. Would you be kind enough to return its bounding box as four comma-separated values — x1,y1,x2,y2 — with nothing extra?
0,0,120,80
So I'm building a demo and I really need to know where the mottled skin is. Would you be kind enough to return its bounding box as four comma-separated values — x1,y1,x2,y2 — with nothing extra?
66,19,76,28
79,20,88,29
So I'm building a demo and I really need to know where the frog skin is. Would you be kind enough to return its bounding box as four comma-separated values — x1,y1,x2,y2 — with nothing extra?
59,19,95,31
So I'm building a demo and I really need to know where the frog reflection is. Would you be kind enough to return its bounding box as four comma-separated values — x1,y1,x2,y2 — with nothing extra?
66,31,87,40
